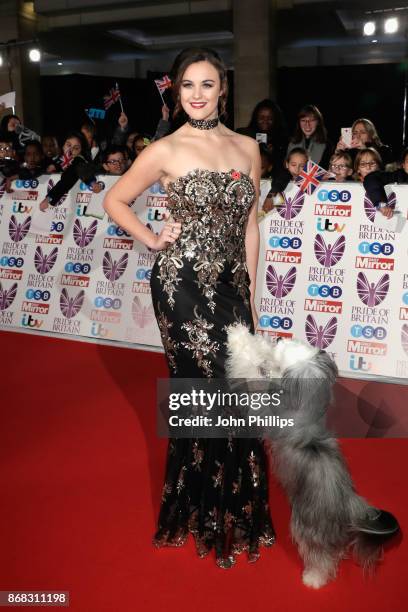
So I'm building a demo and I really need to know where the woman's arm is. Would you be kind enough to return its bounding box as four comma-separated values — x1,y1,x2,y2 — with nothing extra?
245,139,261,327
103,138,181,250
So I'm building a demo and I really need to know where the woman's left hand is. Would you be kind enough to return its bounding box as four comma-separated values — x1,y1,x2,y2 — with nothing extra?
262,196,274,213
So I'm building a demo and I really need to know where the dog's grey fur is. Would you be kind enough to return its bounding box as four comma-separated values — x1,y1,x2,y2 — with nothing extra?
226,324,393,588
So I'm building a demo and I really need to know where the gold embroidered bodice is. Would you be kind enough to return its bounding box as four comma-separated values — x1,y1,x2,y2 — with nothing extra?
156,169,256,311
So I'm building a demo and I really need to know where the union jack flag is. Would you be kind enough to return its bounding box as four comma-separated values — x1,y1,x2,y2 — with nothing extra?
154,75,172,95
103,85,121,110
295,160,328,196
60,148,73,170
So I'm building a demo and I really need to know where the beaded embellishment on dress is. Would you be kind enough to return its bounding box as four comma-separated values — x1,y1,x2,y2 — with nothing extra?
150,169,275,568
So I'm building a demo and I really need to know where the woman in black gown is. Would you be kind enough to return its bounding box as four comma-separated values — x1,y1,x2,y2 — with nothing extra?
104,48,274,568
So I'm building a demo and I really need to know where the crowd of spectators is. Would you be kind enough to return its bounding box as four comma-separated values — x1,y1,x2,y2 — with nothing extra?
1,97,407,217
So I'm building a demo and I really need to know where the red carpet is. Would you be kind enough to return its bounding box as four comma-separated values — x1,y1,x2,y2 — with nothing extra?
0,329,406,612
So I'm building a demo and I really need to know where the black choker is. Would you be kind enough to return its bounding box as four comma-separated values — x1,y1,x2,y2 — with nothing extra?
187,116,219,130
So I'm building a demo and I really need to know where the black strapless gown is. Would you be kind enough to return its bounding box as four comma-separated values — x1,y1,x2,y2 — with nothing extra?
150,169,275,568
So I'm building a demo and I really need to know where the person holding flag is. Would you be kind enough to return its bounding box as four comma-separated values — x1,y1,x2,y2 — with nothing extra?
103,83,123,112
39,131,102,211
154,74,172,103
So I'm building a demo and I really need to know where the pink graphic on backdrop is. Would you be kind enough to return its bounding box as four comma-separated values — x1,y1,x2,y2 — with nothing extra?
73,219,97,248
277,189,305,220
305,315,337,349
266,265,296,298
314,234,345,267
356,272,389,307
60,288,85,318
102,251,128,281
8,215,31,242
34,246,58,274
0,282,18,310
132,296,154,328
364,192,396,223
401,324,408,356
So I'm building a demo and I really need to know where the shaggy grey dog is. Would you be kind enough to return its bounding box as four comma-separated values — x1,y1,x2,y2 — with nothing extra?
226,324,399,588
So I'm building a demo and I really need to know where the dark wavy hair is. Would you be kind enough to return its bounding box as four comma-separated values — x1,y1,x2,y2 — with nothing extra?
171,47,228,120
247,99,287,137
0,114,21,132
291,104,328,144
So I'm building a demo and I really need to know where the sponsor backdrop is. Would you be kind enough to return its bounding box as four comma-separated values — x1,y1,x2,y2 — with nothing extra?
256,181,408,381
0,175,162,347
0,176,407,381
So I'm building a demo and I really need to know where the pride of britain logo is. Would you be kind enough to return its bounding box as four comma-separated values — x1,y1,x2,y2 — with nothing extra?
356,272,389,307
277,190,305,220
0,282,17,310
59,289,85,318
34,246,58,274
402,324,408,356
73,219,97,248
8,215,31,242
102,252,128,282
313,234,345,267
364,192,396,222
305,315,337,349
266,265,296,298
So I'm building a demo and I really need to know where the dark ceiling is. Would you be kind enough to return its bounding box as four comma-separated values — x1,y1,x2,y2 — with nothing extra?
33,0,408,71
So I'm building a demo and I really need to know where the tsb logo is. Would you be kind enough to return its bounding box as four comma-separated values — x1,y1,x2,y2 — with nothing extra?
268,236,302,249
15,179,39,189
51,221,64,233
64,262,91,274
308,284,342,299
350,324,387,340
0,256,24,268
259,315,293,330
317,189,351,202
135,268,152,281
94,296,122,309
25,289,51,301
107,224,131,238
358,242,394,256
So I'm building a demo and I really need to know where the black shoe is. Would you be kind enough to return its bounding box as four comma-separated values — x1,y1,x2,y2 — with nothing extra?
355,507,400,536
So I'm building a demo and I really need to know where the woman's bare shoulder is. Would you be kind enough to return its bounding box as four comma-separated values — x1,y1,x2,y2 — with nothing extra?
224,127,257,151
234,131,258,150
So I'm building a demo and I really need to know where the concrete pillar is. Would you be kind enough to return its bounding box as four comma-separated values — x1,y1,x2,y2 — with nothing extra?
233,0,278,129
0,1,41,133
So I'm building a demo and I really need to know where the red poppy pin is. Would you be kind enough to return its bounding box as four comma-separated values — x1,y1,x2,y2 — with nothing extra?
231,170,241,180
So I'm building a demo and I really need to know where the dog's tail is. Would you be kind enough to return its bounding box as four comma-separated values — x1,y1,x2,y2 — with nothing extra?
272,433,398,572
351,531,386,571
